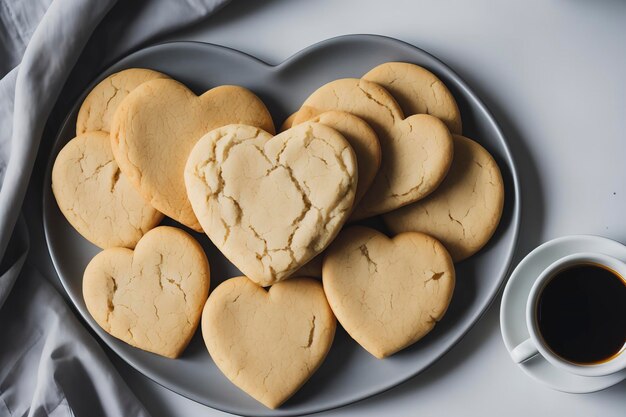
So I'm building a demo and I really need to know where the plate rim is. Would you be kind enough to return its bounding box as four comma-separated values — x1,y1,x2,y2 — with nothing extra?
43,34,521,416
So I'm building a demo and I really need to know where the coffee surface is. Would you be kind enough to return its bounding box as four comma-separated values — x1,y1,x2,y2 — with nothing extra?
537,263,626,364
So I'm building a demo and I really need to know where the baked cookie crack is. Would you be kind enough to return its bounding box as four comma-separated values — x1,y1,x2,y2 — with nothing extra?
105,274,118,327
356,83,396,124
103,77,122,114
358,244,378,273
303,315,316,349
448,210,466,237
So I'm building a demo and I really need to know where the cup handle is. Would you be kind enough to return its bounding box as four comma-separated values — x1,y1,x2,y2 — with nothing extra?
511,338,539,363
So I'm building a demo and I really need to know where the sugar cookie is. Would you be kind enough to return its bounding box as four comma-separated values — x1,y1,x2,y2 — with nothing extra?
83,226,210,358
323,226,455,358
111,78,274,230
293,78,453,219
52,131,163,248
363,62,462,134
384,135,504,261
185,122,357,286
76,68,168,134
202,276,335,409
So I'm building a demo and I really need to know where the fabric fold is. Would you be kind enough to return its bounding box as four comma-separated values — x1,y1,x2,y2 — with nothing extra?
0,0,230,415
0,263,150,417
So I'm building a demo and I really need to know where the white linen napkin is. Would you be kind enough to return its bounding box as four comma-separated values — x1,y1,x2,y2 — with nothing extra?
0,0,229,415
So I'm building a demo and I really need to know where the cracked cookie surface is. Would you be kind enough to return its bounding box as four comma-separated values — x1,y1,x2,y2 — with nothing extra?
52,131,163,248
202,276,336,409
288,111,381,279
83,226,210,358
76,68,169,135
185,122,357,286
293,78,453,219
384,135,504,261
111,78,274,231
363,62,462,134
322,226,455,358
307,111,381,206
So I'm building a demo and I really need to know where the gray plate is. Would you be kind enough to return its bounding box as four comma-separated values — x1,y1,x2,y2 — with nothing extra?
43,35,520,416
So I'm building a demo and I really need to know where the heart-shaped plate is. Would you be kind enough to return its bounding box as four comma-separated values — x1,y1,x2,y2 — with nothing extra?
43,35,520,416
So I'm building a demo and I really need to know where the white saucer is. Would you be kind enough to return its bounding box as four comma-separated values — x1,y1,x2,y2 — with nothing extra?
500,234,626,393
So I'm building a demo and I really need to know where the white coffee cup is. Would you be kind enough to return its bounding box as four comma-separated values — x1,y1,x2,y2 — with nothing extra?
511,252,626,377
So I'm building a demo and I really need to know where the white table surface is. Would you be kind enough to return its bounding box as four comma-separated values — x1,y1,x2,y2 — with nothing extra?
86,0,626,415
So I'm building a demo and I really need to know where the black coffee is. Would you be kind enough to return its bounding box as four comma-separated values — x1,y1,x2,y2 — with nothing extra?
536,263,626,364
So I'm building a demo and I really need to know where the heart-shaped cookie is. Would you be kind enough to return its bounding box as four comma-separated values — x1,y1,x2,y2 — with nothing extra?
202,276,336,409
185,122,357,286
384,135,504,261
363,62,462,134
76,68,169,135
111,78,274,231
323,226,455,358
83,226,210,358
293,78,454,219
52,131,163,249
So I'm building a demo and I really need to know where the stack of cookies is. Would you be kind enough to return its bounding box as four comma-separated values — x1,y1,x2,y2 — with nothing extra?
52,62,504,409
